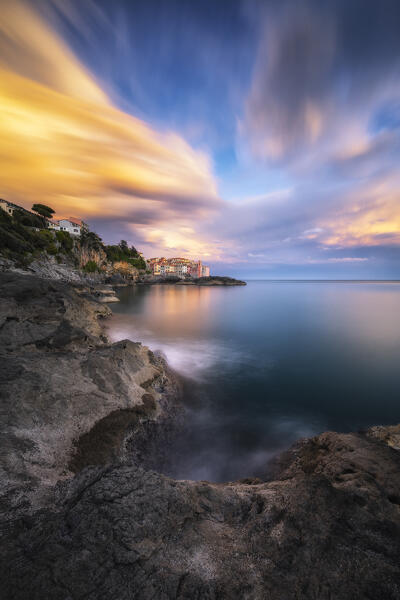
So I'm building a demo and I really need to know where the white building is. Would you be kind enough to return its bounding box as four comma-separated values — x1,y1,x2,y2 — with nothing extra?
0,199,32,217
58,217,82,236
159,263,175,275
0,199,14,216
175,264,189,277
47,219,60,231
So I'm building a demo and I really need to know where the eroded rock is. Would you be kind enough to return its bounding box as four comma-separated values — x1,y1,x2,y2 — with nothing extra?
0,273,176,514
1,272,399,599
1,429,400,599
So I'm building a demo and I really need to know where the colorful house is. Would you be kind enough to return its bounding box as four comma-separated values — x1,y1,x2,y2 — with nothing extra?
149,256,210,278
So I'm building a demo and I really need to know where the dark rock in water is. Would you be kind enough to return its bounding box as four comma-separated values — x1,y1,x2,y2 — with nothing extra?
140,274,182,284
105,273,128,286
138,274,246,286
1,272,399,599
194,276,246,286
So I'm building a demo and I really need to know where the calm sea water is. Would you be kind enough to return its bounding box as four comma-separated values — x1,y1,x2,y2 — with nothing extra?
107,281,400,482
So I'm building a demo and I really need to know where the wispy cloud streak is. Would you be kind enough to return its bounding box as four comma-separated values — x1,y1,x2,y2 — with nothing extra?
0,0,220,257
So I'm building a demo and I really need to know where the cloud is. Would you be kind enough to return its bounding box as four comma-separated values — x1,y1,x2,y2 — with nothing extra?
1,0,399,276
0,0,107,104
244,0,400,165
202,173,400,273
308,257,368,264
0,0,221,257
229,0,400,275
317,175,400,248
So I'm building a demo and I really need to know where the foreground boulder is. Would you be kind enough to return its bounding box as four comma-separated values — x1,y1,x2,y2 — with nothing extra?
0,273,399,599
2,428,400,599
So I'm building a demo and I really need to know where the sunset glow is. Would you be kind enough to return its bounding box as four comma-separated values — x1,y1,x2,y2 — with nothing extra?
1,0,400,277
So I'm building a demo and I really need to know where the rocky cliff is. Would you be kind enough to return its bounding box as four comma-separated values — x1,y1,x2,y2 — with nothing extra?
0,273,179,514
1,273,399,599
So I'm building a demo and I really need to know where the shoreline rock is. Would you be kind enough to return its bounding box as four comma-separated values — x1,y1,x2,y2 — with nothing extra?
1,255,247,288
0,273,179,515
138,275,247,286
1,272,399,599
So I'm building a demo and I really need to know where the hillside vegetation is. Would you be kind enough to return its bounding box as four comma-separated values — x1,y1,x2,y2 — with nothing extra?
0,204,146,274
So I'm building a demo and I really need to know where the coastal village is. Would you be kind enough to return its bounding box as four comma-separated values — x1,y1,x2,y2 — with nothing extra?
0,198,211,278
147,257,209,278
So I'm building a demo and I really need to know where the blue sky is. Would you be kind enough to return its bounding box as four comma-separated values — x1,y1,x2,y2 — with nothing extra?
1,0,400,278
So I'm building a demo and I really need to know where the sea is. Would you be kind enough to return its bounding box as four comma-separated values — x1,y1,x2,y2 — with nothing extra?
107,280,400,482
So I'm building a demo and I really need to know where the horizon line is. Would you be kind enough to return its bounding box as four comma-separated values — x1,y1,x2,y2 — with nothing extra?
236,278,400,283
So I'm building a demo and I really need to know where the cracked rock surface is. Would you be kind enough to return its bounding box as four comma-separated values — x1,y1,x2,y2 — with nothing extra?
0,273,175,513
1,273,400,599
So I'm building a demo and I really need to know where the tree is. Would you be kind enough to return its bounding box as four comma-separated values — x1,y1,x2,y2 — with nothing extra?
118,240,129,253
13,209,44,229
32,204,55,219
80,229,104,252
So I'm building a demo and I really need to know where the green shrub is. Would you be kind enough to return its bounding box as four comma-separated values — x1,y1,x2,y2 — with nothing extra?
56,230,73,252
38,230,54,243
47,243,58,255
0,226,32,254
127,257,146,270
105,240,139,263
29,232,48,250
82,260,99,273
13,210,45,229
80,230,104,252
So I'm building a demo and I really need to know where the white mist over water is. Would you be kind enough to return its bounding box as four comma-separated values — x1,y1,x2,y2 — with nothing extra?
108,318,250,380
107,281,400,482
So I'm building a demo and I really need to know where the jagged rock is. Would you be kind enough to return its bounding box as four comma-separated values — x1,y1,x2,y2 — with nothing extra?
111,261,140,281
0,272,399,599
1,428,400,599
76,243,107,270
104,273,129,286
367,424,400,450
90,285,120,302
0,273,176,515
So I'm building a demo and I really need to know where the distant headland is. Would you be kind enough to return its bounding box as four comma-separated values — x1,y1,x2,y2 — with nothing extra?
0,198,245,286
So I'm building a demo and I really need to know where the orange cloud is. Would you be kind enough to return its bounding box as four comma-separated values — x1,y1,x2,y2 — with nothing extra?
0,0,220,257
318,180,400,247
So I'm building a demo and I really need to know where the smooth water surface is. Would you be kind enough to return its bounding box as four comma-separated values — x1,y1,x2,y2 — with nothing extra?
107,281,400,481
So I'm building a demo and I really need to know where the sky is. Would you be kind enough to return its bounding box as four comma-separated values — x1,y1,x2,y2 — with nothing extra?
1,0,400,278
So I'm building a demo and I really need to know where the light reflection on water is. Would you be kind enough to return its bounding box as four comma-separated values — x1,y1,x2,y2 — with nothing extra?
107,281,400,482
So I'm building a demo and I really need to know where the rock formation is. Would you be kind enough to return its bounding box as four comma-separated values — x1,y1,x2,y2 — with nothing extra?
0,272,399,599
194,275,246,286
0,273,178,514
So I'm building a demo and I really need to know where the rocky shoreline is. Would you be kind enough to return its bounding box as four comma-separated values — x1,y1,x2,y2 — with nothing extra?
0,255,246,288
1,272,400,599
